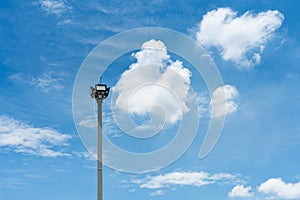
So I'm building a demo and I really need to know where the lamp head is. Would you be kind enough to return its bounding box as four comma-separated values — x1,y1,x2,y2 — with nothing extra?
90,83,110,100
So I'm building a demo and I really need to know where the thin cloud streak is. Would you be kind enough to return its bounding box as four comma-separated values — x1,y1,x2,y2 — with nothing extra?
10,72,64,93
131,171,239,190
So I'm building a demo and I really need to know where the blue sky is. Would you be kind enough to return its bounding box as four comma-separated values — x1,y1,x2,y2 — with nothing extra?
1,0,300,199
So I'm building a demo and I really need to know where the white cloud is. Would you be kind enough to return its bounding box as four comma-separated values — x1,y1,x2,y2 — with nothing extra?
258,178,300,199
0,116,71,157
229,185,254,198
210,85,239,118
10,72,64,93
35,0,72,15
132,171,237,190
78,113,124,139
78,115,97,129
197,8,284,67
31,73,63,93
113,39,192,124
72,151,96,160
150,190,165,196
195,92,210,117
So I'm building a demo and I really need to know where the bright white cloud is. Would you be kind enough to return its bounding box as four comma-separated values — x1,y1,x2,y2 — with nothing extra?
229,185,254,198
132,171,237,190
113,39,192,124
0,116,71,157
210,85,239,118
36,0,72,15
258,178,300,199
197,8,284,67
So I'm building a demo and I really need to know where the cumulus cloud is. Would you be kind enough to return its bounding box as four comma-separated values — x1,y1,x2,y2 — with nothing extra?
0,116,71,157
35,0,72,15
210,85,239,118
113,39,192,124
258,178,300,199
131,171,237,190
197,8,284,67
229,185,253,198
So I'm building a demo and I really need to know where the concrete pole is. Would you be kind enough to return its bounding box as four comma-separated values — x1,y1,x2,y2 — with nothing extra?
97,99,103,200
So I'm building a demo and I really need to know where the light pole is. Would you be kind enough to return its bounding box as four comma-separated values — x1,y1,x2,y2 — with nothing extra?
90,83,110,200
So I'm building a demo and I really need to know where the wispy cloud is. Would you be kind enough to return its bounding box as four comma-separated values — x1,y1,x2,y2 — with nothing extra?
197,8,284,68
0,177,31,189
33,0,72,15
150,190,165,196
210,85,239,118
72,151,96,161
78,115,97,129
0,116,71,157
31,73,63,93
78,112,123,138
131,171,240,195
228,184,254,198
10,72,64,93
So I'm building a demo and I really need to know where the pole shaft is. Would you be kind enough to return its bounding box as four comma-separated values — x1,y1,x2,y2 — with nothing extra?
97,100,103,200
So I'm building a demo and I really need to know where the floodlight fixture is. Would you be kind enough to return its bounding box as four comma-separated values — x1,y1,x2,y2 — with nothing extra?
90,84,110,101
